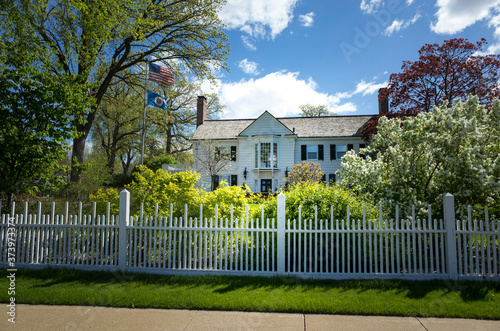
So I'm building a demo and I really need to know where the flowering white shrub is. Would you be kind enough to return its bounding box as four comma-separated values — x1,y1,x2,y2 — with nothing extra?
338,96,500,215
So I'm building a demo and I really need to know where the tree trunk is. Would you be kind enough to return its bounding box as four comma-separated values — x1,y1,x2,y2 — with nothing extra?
107,149,116,175
70,133,87,182
70,107,98,182
165,123,173,154
121,148,134,175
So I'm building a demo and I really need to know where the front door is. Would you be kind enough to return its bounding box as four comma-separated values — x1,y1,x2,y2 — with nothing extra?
261,179,272,193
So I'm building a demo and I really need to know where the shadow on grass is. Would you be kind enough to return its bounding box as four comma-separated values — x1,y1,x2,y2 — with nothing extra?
0,268,498,303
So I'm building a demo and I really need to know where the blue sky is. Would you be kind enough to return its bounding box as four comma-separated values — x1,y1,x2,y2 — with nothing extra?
200,0,500,119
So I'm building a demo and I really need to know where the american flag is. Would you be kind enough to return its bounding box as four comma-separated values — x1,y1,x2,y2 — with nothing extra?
148,62,174,86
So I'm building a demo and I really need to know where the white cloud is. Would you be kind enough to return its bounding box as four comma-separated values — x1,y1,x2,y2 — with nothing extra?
299,12,315,27
238,59,260,75
360,0,383,14
490,11,500,38
431,0,500,34
407,0,415,4
352,80,388,96
202,71,356,119
219,0,299,39
241,36,257,51
198,73,388,119
384,13,421,36
385,19,404,36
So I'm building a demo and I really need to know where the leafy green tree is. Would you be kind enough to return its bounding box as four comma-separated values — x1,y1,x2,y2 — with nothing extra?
93,79,143,175
299,104,334,117
0,37,93,206
339,96,500,215
4,0,229,182
284,161,324,188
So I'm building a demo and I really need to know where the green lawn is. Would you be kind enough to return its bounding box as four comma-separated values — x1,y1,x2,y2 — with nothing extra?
1,268,499,320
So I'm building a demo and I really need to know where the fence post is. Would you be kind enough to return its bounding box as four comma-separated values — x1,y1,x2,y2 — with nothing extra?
119,189,130,271
277,192,286,275
443,193,457,280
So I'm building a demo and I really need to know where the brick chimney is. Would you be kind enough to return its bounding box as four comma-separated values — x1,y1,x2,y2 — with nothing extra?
378,88,389,115
196,96,207,128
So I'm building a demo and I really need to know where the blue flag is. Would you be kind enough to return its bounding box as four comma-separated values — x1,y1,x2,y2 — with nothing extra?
147,91,168,110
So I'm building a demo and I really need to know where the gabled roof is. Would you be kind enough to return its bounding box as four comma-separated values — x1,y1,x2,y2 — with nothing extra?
238,111,294,136
192,113,375,140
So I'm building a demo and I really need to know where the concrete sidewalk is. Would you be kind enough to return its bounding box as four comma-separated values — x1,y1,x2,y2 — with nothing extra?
2,304,499,330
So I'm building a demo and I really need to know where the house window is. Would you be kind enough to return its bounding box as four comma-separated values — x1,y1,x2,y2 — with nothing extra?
216,146,237,161
336,145,347,159
261,179,272,193
221,147,230,159
301,144,324,161
307,145,317,160
261,143,271,167
336,144,353,159
214,175,238,189
255,144,258,168
329,174,336,183
255,142,278,168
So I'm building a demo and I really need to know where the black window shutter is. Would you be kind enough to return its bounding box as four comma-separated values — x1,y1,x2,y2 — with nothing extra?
321,174,326,182
215,147,220,160
212,175,219,191
329,174,336,183
231,146,237,161
301,145,307,161
318,145,324,160
330,144,336,160
231,175,237,186
347,144,353,151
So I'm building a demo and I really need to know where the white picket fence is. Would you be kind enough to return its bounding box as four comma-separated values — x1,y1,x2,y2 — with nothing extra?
0,191,498,280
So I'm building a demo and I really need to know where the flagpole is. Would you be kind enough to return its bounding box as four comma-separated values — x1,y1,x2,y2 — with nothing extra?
141,59,149,166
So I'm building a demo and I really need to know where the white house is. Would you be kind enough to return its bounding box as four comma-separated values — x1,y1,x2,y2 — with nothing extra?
192,91,387,192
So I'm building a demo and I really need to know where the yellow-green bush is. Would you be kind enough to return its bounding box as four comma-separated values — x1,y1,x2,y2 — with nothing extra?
90,166,204,218
88,188,120,215
260,183,378,227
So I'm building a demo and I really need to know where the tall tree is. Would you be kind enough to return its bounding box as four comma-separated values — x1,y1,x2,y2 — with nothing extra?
4,0,229,182
92,80,143,175
299,104,334,117
0,36,92,206
361,38,500,139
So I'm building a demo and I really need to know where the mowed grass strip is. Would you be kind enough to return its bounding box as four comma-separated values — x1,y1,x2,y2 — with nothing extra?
0,268,499,320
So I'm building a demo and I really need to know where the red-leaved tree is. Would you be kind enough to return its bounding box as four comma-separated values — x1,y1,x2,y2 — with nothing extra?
361,38,500,140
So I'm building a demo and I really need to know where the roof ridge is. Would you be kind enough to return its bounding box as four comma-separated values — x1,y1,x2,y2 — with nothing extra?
206,114,376,121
